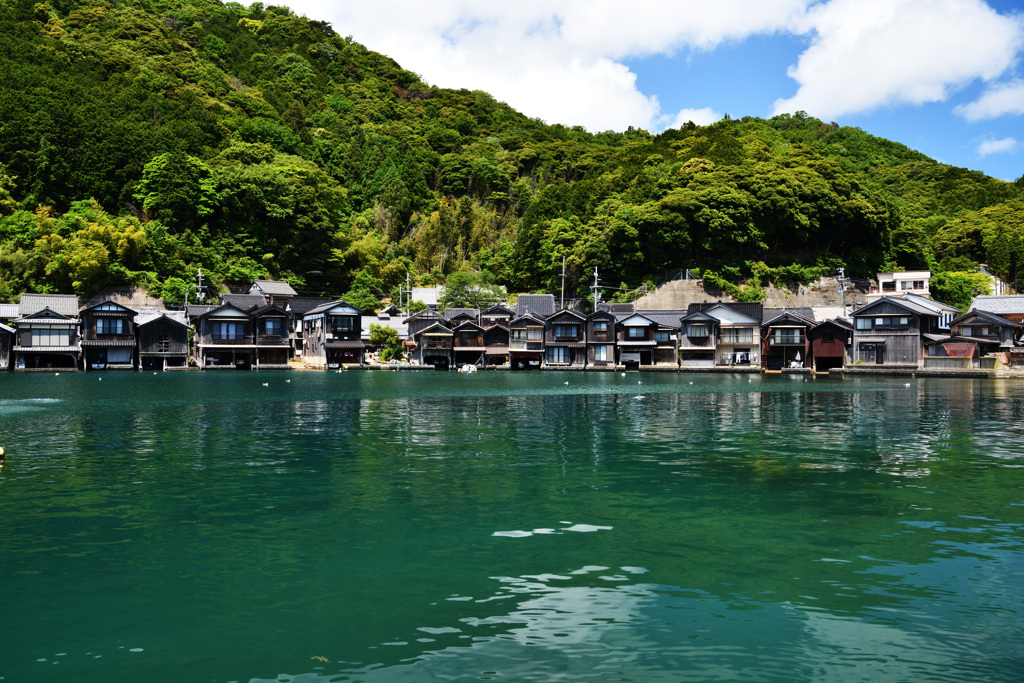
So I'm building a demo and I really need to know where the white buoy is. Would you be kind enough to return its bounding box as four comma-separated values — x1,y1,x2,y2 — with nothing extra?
621,372,626,377
262,382,268,386
55,372,59,376
286,379,291,383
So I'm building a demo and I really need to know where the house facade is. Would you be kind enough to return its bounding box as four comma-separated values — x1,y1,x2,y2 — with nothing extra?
615,313,658,368
544,309,587,368
80,300,137,370
761,312,814,370
13,294,82,370
253,304,292,368
509,314,545,370
195,303,255,368
850,297,940,366
0,322,13,371
808,319,852,371
303,300,365,367
679,311,718,367
585,310,616,368
137,309,190,370
452,321,486,367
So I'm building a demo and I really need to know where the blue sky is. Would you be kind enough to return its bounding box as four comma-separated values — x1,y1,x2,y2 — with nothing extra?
283,0,1024,181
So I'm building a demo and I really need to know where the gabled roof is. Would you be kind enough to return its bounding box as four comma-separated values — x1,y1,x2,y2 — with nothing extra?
680,310,718,323
287,296,335,316
251,280,298,296
851,295,938,318
688,301,764,322
0,322,15,334
81,299,137,316
199,303,251,319
136,308,189,329
404,307,446,324
762,307,815,322
15,306,78,324
378,303,402,316
453,320,484,332
896,291,959,314
950,309,1022,328
546,309,586,323
515,294,556,317
970,294,1024,316
510,313,546,326
619,313,657,327
636,309,688,328
444,308,480,321
306,299,363,317
20,293,79,317
482,303,515,316
252,304,289,317
811,318,853,331
762,311,815,327
220,293,267,310
586,309,616,321
415,321,453,336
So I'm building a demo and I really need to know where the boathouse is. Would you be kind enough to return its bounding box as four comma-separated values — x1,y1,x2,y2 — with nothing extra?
136,309,190,370
303,300,365,367
80,300,138,370
13,294,81,370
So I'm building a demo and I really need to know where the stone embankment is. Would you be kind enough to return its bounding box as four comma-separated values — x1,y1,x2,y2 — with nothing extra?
634,277,871,311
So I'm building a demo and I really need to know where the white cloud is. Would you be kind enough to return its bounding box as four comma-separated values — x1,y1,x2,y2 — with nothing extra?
976,137,1019,156
955,79,1024,121
668,107,723,128
281,0,812,131
281,0,1024,132
773,0,1024,119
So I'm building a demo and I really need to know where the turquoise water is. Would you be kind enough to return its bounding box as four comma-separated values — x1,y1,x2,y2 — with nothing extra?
1,371,1022,682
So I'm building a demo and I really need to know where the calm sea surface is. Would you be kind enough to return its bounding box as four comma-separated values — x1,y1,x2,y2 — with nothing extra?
1,371,1023,682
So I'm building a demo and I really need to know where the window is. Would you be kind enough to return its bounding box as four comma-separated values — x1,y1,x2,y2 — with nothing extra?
546,346,570,363
654,331,670,342
96,318,124,335
855,318,871,330
264,318,283,336
527,328,543,341
332,317,356,332
627,327,646,339
594,322,608,332
821,330,835,343
721,328,753,344
554,324,577,339
30,326,70,346
459,332,478,344
214,322,244,340
687,324,709,337
593,345,612,361
771,330,804,344
157,335,170,353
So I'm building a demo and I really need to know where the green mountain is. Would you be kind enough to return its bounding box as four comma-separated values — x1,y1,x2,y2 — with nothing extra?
1,0,1022,309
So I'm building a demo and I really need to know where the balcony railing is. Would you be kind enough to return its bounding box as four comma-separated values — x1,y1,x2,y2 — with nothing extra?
770,333,805,345
509,340,544,351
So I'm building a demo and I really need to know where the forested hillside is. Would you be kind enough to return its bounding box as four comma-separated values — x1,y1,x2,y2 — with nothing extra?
1,0,1022,309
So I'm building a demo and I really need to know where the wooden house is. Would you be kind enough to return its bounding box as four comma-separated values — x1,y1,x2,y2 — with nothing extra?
136,309,190,370
638,311,684,366
686,302,762,366
679,310,718,367
452,321,486,367
615,313,658,367
508,314,545,370
543,309,587,368
850,296,943,366
444,308,481,326
80,300,138,370
481,303,515,327
969,295,1024,325
760,311,814,370
253,304,291,368
808,319,852,371
303,300,365,367
0,322,13,371
195,303,255,369
287,296,333,357
249,279,298,307
411,321,453,369
585,310,616,367
924,309,1022,365
13,294,81,370
482,323,510,365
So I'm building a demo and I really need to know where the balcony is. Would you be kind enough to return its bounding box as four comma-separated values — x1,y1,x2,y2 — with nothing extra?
509,340,544,352
769,333,805,345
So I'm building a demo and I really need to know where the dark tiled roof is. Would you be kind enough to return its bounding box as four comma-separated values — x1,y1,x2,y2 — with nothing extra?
305,299,363,317
515,294,556,317
288,297,335,315
220,293,266,310
970,295,1024,316
951,309,1021,328
20,293,79,316
251,280,298,296
598,302,635,314
185,305,217,319
762,307,815,322
444,308,480,321
688,301,765,321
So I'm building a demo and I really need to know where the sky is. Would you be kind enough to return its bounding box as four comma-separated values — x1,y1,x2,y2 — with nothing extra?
280,0,1024,182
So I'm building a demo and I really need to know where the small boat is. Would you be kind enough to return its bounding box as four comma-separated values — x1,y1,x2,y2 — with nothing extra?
458,364,477,373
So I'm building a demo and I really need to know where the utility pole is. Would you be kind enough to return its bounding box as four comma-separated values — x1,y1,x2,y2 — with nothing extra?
561,256,567,310
837,267,849,318
591,266,601,310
